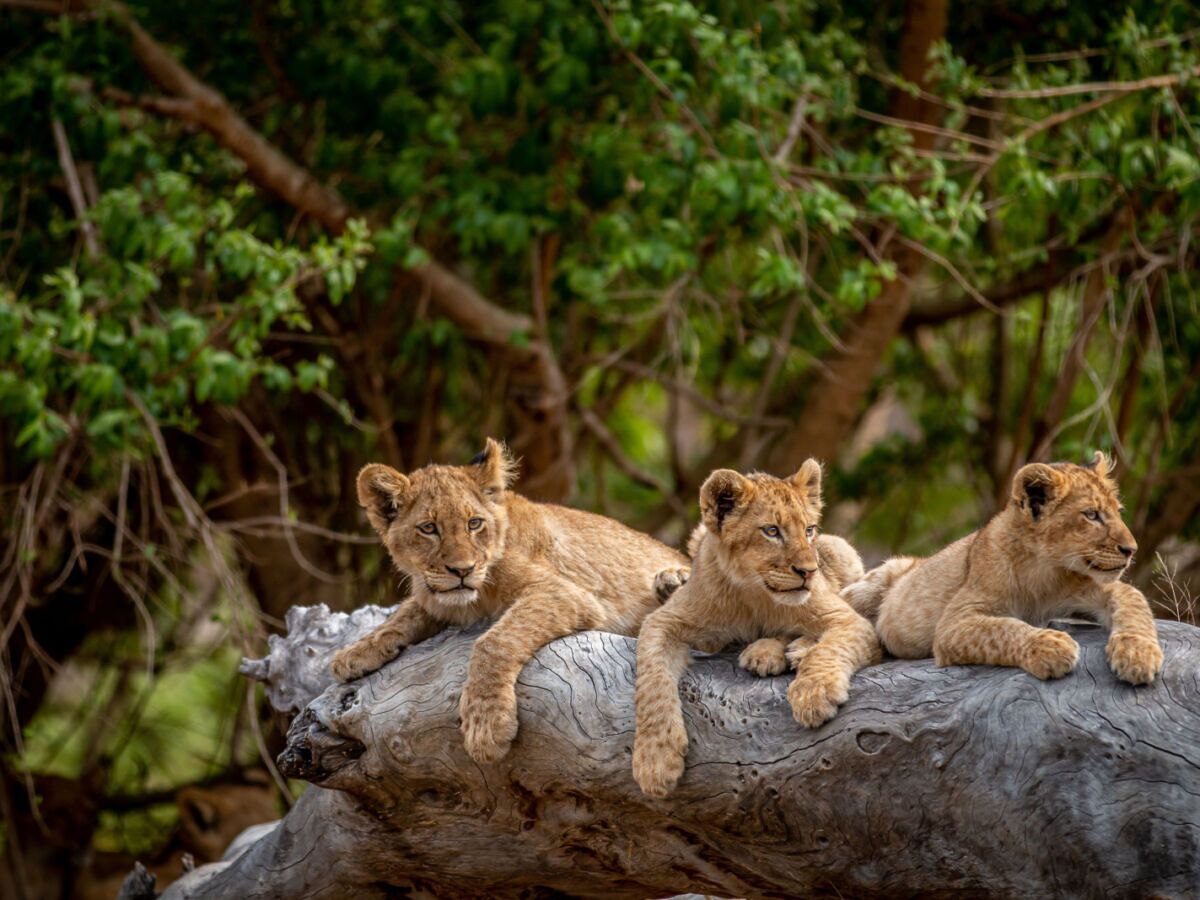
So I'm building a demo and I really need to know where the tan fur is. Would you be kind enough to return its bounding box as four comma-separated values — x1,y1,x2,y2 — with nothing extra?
331,438,687,763
632,461,881,798
858,452,1161,685
842,556,921,620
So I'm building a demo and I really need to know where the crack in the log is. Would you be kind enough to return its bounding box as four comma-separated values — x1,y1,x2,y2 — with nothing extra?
278,707,366,782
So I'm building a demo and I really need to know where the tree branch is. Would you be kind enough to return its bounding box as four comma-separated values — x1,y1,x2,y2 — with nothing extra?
87,0,573,496
50,117,100,261
146,608,1200,899
767,0,947,469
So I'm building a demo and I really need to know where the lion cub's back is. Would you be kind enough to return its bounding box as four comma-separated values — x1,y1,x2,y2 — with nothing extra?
874,532,976,658
533,502,688,631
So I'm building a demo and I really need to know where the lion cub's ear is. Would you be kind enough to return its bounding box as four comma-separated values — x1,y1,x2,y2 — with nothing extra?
789,458,824,515
1086,450,1117,482
471,437,517,497
357,464,411,534
1012,463,1065,522
700,469,752,533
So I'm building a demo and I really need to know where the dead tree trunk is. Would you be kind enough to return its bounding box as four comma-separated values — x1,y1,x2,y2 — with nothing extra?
155,607,1200,899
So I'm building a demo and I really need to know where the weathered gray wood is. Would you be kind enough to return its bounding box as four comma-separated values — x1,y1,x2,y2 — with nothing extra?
236,602,397,714
164,607,1200,898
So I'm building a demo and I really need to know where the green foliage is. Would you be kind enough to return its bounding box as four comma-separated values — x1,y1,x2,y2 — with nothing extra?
0,172,370,466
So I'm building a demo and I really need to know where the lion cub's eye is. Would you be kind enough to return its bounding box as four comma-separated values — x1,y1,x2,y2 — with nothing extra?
467,517,484,531
1083,509,1102,522
805,525,818,539
417,522,439,535
761,525,781,538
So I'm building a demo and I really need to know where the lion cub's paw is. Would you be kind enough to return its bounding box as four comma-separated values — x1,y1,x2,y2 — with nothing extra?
788,672,849,729
459,688,519,764
329,640,395,683
785,637,817,670
738,639,788,677
1106,631,1163,685
653,566,690,603
632,722,688,798
1021,629,1079,680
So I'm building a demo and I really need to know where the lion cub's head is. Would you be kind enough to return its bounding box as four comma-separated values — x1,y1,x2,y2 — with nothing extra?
356,438,517,605
1010,451,1136,583
698,459,825,606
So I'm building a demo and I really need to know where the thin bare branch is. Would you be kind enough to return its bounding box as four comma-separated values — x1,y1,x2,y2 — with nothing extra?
50,117,100,260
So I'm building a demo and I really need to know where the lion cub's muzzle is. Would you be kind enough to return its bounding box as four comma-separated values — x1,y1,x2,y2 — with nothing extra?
763,564,817,605
425,562,487,603
1084,554,1132,580
1083,543,1134,582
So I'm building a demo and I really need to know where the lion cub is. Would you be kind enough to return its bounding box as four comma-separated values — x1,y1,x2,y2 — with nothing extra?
632,460,881,798
331,438,688,764
847,452,1162,685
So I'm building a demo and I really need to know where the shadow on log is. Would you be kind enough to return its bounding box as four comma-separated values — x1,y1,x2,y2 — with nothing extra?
157,606,1200,898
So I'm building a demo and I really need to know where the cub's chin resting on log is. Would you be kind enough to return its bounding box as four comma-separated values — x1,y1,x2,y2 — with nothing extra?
146,610,1200,899
329,437,687,764
633,460,881,798
845,452,1163,686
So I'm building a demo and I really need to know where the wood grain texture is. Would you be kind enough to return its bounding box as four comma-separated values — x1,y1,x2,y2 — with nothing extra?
159,606,1200,898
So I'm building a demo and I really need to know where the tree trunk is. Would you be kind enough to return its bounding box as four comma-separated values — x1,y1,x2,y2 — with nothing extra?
146,605,1200,899
767,0,947,470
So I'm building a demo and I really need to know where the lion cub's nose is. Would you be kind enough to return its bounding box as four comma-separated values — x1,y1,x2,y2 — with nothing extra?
1118,544,1135,558
791,565,816,579
446,564,475,578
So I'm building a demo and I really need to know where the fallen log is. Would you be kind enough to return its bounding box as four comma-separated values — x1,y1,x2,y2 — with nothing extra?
158,606,1200,898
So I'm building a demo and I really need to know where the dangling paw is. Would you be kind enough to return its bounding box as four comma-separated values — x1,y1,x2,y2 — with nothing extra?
459,686,520,764
632,717,688,797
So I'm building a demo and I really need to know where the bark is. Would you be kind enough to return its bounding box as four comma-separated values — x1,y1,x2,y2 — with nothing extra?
148,605,1200,899
892,0,949,152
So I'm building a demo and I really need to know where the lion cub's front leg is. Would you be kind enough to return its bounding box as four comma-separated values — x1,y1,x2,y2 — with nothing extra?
330,600,443,682
785,636,817,668
458,587,595,764
632,615,694,798
1102,582,1163,685
788,613,879,729
934,606,1079,680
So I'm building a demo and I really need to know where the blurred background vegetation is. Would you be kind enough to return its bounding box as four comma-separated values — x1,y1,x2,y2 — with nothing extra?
3,0,1200,895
